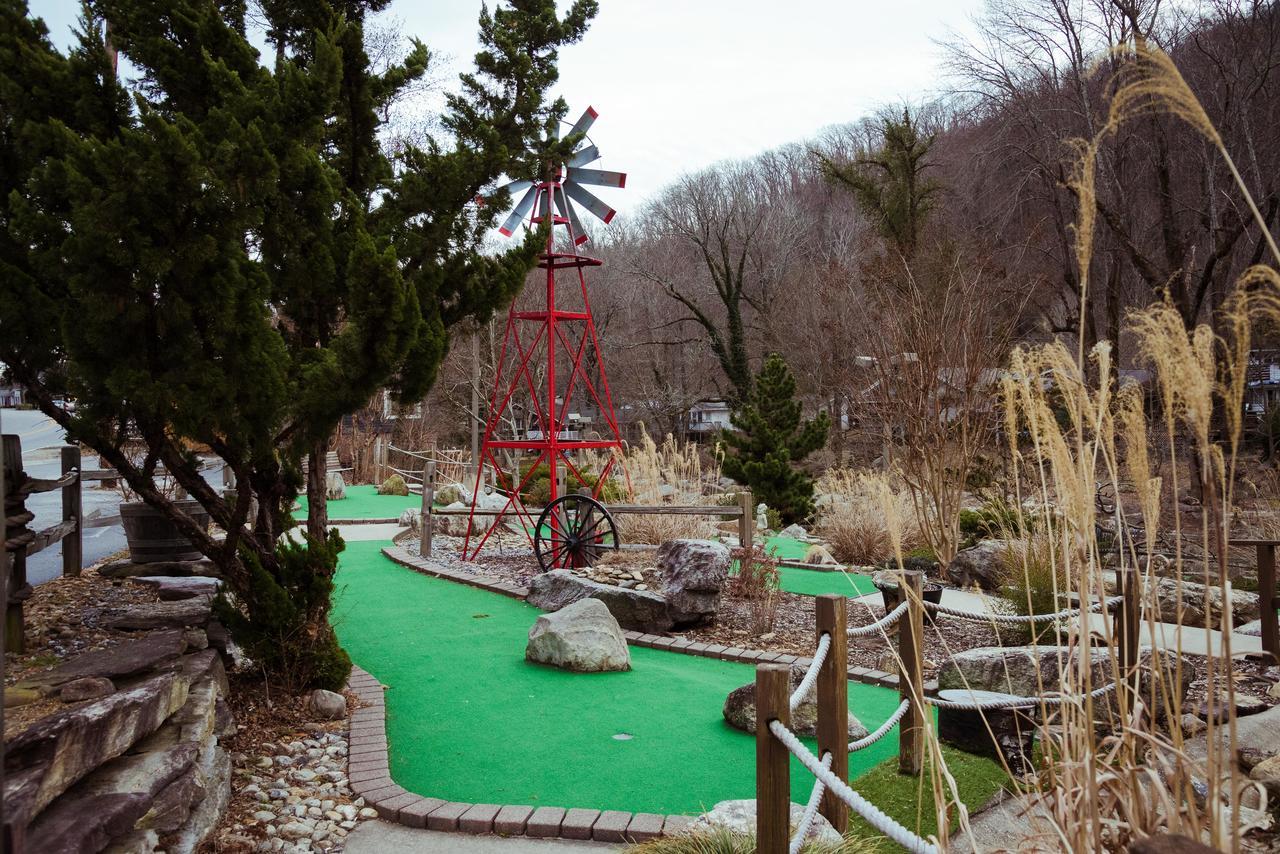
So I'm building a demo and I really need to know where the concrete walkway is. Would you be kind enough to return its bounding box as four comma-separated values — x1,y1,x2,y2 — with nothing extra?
343,821,622,853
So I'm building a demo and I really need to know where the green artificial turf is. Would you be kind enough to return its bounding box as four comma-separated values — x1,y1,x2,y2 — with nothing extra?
332,540,906,814
730,536,877,599
849,746,1007,845
294,484,420,520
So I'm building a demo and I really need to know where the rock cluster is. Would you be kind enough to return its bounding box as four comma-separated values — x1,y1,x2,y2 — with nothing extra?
223,727,369,852
572,564,651,590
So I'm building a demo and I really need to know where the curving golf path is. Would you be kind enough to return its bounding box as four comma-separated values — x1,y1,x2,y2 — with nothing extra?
332,539,904,815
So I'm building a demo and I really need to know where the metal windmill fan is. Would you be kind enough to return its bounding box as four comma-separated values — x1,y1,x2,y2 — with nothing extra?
492,106,626,246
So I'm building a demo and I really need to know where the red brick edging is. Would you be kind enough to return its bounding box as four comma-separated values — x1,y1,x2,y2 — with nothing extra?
345,666,691,841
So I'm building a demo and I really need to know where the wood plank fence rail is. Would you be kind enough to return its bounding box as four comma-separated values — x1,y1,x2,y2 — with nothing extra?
3,437,85,654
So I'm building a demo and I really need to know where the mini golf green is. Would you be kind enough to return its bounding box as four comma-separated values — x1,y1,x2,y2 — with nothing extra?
295,485,420,520
755,535,877,598
333,541,905,814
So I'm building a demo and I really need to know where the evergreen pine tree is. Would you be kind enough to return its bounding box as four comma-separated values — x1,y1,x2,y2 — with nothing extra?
0,0,596,690
720,353,829,524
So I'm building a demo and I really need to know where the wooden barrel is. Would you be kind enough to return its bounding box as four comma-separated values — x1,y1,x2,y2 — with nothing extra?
120,499,210,563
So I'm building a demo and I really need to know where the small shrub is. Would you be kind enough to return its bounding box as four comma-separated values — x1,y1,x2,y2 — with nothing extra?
958,496,1034,549
378,474,409,496
997,535,1069,644
814,469,922,565
515,459,622,507
214,530,352,692
731,544,781,635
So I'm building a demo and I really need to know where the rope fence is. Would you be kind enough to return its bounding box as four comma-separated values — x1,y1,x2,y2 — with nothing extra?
924,595,1123,625
751,568,1144,853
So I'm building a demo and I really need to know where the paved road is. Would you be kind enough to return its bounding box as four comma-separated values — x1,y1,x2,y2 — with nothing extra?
2,408,127,584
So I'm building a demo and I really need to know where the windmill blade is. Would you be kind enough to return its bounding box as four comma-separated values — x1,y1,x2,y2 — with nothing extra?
498,186,537,237
566,167,626,189
554,186,590,246
563,179,616,224
498,178,533,197
566,106,598,140
567,144,600,168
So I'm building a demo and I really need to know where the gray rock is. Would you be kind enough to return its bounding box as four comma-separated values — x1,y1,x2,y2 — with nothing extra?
397,508,420,530
1149,577,1259,627
183,628,209,651
938,645,1191,723
4,671,191,826
325,471,346,501
24,742,198,854
100,600,212,630
19,630,186,689
723,667,868,740
658,539,731,626
98,558,221,579
306,689,346,721
780,523,808,539
527,569,673,633
129,575,223,601
684,799,842,845
59,676,116,703
525,598,631,672
945,539,1009,590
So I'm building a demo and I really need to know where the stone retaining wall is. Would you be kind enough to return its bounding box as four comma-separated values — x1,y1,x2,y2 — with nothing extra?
4,599,235,853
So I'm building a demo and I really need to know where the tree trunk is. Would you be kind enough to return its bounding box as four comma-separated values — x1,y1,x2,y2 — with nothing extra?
308,438,329,541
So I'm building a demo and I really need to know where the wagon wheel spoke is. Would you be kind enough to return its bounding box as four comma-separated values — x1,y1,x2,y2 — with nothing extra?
534,494,620,571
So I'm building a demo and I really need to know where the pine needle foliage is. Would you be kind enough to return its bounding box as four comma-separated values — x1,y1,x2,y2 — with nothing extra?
720,353,829,524
0,0,596,689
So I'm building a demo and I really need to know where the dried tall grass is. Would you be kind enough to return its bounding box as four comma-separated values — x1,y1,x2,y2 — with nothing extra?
613,430,724,544
814,469,923,565
869,42,1280,853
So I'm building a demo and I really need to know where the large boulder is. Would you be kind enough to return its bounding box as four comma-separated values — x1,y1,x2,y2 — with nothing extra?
938,645,1192,722
99,600,212,631
526,598,631,672
723,666,869,741
98,559,221,579
527,569,673,633
325,471,346,501
658,539,731,626
129,576,223,601
946,539,1009,590
1149,577,1259,627
684,799,841,846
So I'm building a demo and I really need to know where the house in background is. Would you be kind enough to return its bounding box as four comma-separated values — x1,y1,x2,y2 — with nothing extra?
1247,349,1280,418
687,399,732,438
0,384,24,407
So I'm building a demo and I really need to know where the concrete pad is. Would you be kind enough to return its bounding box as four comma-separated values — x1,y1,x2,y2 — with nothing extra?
1074,610,1263,657
342,820,622,852
336,523,406,542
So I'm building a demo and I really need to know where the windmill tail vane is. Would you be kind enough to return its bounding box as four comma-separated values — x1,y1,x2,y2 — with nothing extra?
463,105,630,565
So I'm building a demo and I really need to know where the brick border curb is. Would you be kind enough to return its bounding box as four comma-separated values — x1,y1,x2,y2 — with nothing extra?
381,545,940,695
345,665,691,841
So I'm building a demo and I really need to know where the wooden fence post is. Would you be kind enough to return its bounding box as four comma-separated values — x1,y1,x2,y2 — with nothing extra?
1256,543,1278,660
3,435,27,654
816,594,848,832
898,569,924,776
756,662,791,854
61,445,82,577
1116,565,1141,715
421,460,435,558
738,490,753,553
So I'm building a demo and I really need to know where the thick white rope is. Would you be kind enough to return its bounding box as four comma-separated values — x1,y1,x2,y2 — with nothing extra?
769,720,938,854
789,751,832,854
924,595,1123,625
848,698,912,752
924,681,1117,710
789,633,830,712
847,600,909,637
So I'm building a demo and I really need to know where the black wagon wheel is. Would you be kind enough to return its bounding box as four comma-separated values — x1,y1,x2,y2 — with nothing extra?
534,493,620,572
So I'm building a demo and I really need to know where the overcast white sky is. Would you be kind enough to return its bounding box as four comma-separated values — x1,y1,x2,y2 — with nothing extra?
31,0,983,215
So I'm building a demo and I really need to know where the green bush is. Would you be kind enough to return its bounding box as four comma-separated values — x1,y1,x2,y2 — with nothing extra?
378,474,409,496
516,459,623,506
958,497,1034,549
765,507,782,531
997,536,1067,644
214,530,352,692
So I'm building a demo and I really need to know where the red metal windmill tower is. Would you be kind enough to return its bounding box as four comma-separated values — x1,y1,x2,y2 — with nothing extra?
463,106,628,568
